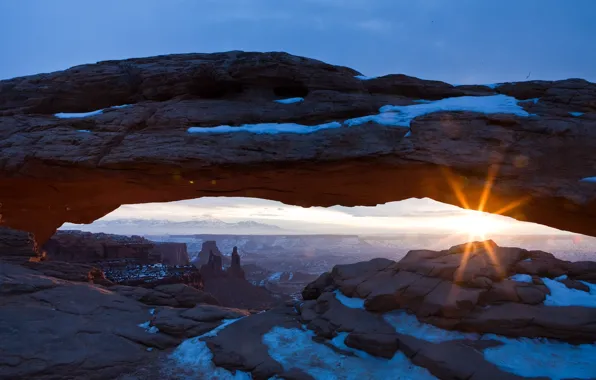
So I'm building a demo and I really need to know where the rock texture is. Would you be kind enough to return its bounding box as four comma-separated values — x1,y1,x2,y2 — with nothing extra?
192,240,229,267
149,242,190,266
302,241,596,343
42,231,157,263
0,51,595,242
0,226,41,262
0,261,256,379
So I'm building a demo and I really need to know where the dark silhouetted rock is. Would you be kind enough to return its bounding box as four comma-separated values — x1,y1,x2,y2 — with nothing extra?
42,230,157,263
194,241,223,267
151,242,190,266
226,246,245,279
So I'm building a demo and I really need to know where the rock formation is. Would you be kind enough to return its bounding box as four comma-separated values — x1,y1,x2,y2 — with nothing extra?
0,226,41,263
199,250,224,279
301,241,596,344
226,246,245,279
151,242,190,266
192,240,224,267
42,230,189,266
42,230,157,263
198,247,282,310
0,51,594,243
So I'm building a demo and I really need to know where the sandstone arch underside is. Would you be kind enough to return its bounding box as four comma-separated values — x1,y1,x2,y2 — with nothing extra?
0,51,595,243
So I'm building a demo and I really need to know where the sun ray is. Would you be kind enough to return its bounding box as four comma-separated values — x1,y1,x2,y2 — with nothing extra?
441,167,471,210
477,164,499,212
454,238,475,283
482,239,503,277
493,196,532,217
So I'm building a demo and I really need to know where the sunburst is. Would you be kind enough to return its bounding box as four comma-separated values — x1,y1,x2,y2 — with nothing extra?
440,164,530,282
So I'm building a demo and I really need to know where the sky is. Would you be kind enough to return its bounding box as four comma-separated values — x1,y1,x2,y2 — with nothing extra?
3,0,593,235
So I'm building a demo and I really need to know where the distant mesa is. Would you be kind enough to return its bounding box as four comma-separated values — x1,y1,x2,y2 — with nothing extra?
62,218,284,235
192,240,229,268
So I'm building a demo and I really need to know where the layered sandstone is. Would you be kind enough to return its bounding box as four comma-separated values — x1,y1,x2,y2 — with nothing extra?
302,241,596,343
0,51,594,243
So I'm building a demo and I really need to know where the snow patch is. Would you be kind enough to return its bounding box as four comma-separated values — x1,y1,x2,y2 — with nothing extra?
383,305,596,379
542,278,596,307
268,272,283,282
385,311,479,343
188,122,342,135
77,129,92,133
483,334,596,379
484,83,502,89
149,308,155,315
274,97,304,104
334,290,365,309
355,75,377,80
138,321,159,334
569,112,584,117
404,130,412,137
345,94,531,128
188,94,532,134
263,326,435,380
523,258,532,262
580,177,596,183
54,104,131,119
554,274,568,281
171,318,250,379
509,274,533,283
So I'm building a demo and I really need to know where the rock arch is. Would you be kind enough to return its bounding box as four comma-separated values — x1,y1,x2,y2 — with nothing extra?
0,51,595,243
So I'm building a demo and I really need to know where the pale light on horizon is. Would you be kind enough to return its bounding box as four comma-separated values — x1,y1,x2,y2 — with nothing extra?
61,197,573,236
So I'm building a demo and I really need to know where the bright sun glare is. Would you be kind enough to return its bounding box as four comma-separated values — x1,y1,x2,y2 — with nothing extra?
455,213,502,238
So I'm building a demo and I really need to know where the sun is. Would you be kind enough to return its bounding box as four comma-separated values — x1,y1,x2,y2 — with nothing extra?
454,213,502,239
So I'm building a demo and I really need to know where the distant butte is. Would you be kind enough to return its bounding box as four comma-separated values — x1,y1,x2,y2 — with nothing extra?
0,51,595,242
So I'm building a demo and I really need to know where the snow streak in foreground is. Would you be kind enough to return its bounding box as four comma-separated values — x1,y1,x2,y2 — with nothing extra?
336,290,596,379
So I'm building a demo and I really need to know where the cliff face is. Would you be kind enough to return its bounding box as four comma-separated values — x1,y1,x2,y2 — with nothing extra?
0,227,41,263
42,231,157,263
40,230,189,265
151,242,190,266
0,51,594,242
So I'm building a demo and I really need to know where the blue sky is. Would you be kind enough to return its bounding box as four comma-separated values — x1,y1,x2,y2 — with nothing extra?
2,0,592,234
0,0,594,82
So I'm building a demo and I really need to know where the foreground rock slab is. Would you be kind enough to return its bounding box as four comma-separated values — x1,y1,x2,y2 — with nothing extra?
0,262,250,380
